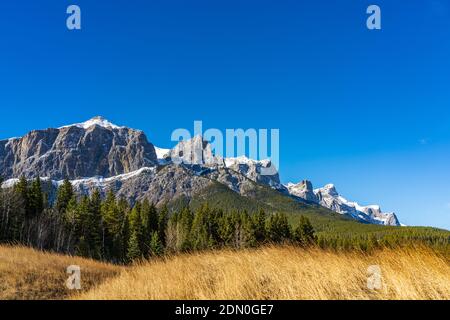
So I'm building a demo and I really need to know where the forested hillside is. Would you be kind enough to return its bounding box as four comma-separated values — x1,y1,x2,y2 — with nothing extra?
1,176,448,264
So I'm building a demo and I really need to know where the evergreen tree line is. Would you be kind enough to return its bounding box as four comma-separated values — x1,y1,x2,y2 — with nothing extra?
0,177,316,263
316,230,450,253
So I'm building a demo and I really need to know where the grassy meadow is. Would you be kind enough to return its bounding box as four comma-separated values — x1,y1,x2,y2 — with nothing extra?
1,244,448,300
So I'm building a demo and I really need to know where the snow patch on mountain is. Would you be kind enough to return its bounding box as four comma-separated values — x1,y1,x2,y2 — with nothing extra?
285,181,400,226
224,156,282,189
154,146,172,165
154,147,171,160
2,167,157,191
224,156,271,168
59,116,123,130
1,117,404,227
65,167,156,188
1,178,19,189
285,180,316,202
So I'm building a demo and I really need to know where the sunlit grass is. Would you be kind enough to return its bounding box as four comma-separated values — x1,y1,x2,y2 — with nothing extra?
77,245,450,300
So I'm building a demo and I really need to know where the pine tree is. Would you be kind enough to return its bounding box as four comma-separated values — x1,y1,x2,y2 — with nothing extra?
149,231,164,256
128,203,145,255
127,230,142,262
89,189,103,259
101,190,124,260
14,176,31,218
63,195,79,252
177,207,193,251
29,177,44,217
141,200,158,254
218,212,234,247
252,209,267,244
157,205,169,246
76,235,90,257
238,210,255,248
74,196,90,257
4,188,26,242
165,210,179,252
190,205,210,250
56,179,74,213
117,197,130,261
230,210,246,248
293,216,316,246
266,212,291,243
69,196,88,257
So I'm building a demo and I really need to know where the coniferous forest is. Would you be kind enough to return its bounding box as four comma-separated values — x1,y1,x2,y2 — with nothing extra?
1,176,448,264
0,177,317,263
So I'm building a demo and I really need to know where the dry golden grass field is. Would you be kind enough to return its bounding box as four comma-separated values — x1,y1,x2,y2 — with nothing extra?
78,245,449,300
0,245,122,300
1,245,449,300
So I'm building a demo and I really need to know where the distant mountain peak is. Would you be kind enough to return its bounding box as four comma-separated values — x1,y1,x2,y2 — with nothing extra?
320,184,338,197
1,117,402,227
224,155,272,167
59,116,123,130
285,180,400,226
0,118,157,180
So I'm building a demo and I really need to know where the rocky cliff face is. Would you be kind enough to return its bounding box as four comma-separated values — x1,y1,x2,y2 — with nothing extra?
286,181,400,226
168,135,222,167
0,117,402,226
0,117,158,180
63,165,215,207
6,163,261,208
165,136,282,189
224,156,283,190
285,180,317,202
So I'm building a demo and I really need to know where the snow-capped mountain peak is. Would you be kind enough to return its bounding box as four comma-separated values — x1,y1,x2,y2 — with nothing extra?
224,155,271,168
285,180,317,202
319,183,339,197
154,138,282,189
1,117,402,227
286,180,401,226
1,117,157,180
154,147,171,159
59,116,123,130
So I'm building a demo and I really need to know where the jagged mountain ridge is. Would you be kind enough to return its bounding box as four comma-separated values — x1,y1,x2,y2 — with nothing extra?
286,181,400,226
0,117,401,226
0,116,158,180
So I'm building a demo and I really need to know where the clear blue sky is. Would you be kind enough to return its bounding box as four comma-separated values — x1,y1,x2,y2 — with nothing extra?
0,1,449,229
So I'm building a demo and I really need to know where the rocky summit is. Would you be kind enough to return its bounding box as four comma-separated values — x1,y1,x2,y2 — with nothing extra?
0,117,401,226
0,116,158,180
286,181,400,226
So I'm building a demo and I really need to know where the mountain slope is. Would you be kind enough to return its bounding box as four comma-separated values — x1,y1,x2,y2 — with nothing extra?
1,116,401,226
286,181,400,226
0,116,158,180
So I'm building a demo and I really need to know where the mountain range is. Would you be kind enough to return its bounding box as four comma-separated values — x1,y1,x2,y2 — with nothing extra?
0,116,401,226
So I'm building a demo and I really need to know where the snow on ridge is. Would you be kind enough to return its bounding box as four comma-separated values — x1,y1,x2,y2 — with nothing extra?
1,178,19,189
285,182,297,188
60,167,156,187
1,137,20,146
224,155,271,167
154,147,171,159
59,116,123,130
303,182,400,226
1,167,156,190
318,185,385,214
